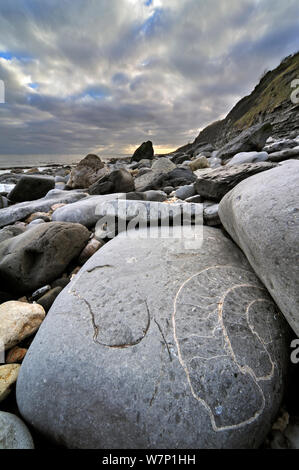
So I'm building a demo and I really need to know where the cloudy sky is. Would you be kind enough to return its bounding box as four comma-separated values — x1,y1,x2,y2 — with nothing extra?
0,0,298,161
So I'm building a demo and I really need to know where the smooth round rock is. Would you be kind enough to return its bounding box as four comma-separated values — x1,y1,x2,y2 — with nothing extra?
0,412,34,449
0,301,45,350
17,227,290,449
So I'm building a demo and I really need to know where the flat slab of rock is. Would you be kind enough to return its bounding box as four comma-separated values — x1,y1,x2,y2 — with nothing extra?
219,161,299,336
0,222,90,295
0,189,87,228
194,162,276,201
8,175,55,203
52,193,126,227
17,227,289,448
0,412,34,449
268,147,299,162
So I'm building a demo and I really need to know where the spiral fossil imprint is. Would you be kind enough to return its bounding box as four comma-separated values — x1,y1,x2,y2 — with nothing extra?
172,265,279,432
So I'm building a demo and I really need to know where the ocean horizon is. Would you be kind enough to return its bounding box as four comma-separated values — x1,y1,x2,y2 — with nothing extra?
0,154,130,169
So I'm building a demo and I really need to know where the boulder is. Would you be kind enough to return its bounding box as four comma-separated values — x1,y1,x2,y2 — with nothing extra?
131,141,154,162
0,412,34,449
0,225,26,244
0,189,87,228
263,139,299,154
203,203,221,226
189,156,209,171
52,194,126,228
174,185,196,200
0,222,90,295
219,161,299,336
227,151,269,166
0,301,45,350
216,123,272,161
8,175,55,203
125,191,167,202
137,168,196,192
194,162,276,201
88,169,135,195
0,196,9,209
268,147,299,163
17,227,290,448
67,154,108,189
0,364,20,402
134,158,176,192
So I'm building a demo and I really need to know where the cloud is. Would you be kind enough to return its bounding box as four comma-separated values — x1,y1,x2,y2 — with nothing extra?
0,0,298,159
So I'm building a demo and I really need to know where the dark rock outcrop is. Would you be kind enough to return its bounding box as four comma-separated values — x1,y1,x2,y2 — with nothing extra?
131,141,154,163
8,175,55,203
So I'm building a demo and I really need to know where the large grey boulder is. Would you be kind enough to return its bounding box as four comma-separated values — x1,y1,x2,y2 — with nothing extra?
216,123,272,161
8,175,55,203
0,189,87,228
52,193,126,227
131,141,154,163
219,161,299,336
194,162,276,201
88,169,135,195
0,221,90,295
227,152,269,166
0,412,34,449
67,154,109,189
0,225,26,244
17,227,289,449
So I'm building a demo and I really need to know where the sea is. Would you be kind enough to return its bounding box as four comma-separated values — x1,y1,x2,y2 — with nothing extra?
0,154,129,172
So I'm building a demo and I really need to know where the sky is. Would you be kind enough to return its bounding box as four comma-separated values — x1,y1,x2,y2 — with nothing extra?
0,0,298,160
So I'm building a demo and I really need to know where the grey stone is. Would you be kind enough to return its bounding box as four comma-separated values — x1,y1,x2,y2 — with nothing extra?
203,203,221,226
227,151,269,166
134,159,176,192
8,175,55,203
0,225,26,244
216,123,272,161
52,193,126,227
0,189,87,228
0,411,34,449
174,185,196,200
263,139,299,154
219,161,299,336
206,157,222,169
194,162,276,201
94,199,203,238
27,218,46,227
88,169,135,195
137,168,196,192
268,147,299,162
17,226,289,449
67,154,108,189
37,287,63,312
131,141,154,162
0,196,9,208
0,221,90,295
125,191,167,202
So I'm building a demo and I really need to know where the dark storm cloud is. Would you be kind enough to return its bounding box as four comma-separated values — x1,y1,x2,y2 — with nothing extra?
0,0,298,158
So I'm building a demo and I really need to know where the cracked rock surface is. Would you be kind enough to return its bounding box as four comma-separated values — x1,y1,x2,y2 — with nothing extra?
16,226,290,449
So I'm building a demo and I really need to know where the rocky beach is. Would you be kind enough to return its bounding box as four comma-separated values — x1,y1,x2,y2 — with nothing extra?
0,49,299,450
